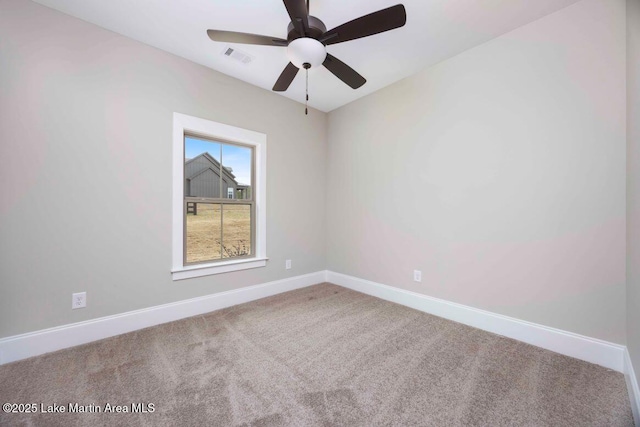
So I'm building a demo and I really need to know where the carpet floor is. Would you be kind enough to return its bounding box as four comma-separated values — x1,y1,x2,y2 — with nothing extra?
0,283,634,426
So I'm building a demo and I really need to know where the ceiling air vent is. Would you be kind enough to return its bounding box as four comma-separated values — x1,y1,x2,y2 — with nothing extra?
221,46,254,65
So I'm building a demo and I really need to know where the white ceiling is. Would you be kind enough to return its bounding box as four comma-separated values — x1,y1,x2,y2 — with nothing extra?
33,0,581,112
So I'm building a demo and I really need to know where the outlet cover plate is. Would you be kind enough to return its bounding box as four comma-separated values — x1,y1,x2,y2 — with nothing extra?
413,270,422,283
72,292,87,309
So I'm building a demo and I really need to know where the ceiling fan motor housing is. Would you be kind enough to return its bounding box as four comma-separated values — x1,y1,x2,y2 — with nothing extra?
286,16,327,41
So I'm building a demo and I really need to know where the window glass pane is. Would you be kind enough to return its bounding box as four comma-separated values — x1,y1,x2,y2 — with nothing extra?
221,143,252,200
185,136,221,198
186,203,222,263
222,204,251,258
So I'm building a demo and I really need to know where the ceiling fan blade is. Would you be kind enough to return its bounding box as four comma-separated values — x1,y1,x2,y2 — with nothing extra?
283,0,309,36
273,62,299,91
322,54,366,89
321,4,406,46
207,30,287,46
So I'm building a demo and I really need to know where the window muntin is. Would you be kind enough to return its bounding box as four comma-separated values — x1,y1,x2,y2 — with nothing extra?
184,135,254,265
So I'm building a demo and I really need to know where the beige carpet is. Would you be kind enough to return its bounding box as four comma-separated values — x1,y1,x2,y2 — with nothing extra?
0,283,634,426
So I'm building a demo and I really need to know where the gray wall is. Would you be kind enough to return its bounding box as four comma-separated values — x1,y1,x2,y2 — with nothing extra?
627,0,640,388
326,0,627,343
0,0,327,338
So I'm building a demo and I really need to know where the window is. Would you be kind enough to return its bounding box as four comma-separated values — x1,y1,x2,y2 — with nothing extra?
172,113,267,280
184,135,254,263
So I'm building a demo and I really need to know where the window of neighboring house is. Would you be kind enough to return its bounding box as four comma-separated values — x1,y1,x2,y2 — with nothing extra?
172,113,267,280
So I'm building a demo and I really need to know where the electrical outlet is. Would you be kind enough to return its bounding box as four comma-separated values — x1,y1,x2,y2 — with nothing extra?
285,259,292,270
72,292,86,309
413,270,422,283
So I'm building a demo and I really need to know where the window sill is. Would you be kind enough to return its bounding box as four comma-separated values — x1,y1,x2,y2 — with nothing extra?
172,257,268,281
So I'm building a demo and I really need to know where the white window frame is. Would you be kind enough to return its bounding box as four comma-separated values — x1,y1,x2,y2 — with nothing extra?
172,113,267,280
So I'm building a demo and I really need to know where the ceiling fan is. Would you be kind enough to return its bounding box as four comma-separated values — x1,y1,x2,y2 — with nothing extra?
207,0,406,111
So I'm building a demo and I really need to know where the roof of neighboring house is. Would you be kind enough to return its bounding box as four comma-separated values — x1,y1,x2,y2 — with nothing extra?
189,167,218,181
185,152,237,183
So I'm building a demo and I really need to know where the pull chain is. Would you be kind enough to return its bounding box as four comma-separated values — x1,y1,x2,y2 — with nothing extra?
303,62,310,115
305,68,309,115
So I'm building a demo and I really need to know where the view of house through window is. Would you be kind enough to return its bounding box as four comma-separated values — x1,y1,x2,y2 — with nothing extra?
184,135,253,264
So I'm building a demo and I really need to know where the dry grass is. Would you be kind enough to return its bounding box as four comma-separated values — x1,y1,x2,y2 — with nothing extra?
186,203,251,263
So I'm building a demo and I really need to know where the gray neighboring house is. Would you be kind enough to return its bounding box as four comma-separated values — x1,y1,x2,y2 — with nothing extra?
185,152,250,199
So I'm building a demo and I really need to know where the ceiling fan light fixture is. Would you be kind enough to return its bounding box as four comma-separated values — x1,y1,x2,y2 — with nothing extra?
286,37,326,69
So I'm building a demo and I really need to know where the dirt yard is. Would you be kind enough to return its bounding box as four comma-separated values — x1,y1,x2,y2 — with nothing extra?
186,203,251,263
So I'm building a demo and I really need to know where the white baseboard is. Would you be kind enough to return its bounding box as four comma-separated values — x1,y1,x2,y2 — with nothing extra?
1,268,631,381
625,348,640,426
0,271,327,365
327,271,625,373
